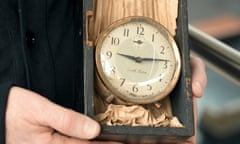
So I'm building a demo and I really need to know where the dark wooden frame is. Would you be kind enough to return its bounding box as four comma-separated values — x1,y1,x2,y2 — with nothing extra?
82,0,193,143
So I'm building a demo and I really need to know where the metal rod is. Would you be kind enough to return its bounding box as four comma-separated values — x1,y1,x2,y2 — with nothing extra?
189,25,240,65
189,25,240,85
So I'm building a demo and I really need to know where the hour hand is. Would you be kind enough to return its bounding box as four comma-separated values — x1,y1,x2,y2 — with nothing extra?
117,53,138,61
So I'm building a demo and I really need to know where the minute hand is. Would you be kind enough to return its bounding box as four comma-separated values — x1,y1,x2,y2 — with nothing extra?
141,57,170,62
117,53,170,63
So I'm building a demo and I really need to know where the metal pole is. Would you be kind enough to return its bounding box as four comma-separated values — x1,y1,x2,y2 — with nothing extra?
189,25,240,85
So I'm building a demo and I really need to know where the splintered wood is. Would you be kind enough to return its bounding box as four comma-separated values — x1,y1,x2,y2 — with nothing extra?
90,0,178,41
94,95,183,127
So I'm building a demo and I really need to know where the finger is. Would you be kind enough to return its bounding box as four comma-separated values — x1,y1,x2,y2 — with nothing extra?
190,55,207,97
40,100,101,140
51,133,123,144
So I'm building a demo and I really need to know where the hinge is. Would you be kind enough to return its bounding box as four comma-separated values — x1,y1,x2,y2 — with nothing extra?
85,10,94,47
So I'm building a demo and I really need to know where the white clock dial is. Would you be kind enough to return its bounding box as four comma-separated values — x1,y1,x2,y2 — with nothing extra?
96,17,181,104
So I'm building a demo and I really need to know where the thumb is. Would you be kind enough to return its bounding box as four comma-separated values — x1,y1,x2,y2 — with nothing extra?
39,98,101,139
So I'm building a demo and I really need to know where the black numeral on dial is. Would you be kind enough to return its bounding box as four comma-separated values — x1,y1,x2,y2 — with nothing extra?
106,51,112,59
147,84,152,91
123,28,130,37
132,85,139,93
120,78,126,87
160,46,165,54
137,25,144,35
111,37,120,46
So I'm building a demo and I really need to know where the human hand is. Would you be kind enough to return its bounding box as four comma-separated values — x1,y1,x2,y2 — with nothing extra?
184,55,207,144
190,55,207,98
5,87,121,144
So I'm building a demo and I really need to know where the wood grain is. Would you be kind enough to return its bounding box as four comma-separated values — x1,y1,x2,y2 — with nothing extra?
90,0,178,41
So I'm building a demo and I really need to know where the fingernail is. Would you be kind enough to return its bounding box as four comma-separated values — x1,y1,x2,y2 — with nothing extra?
195,81,202,89
83,119,100,139
194,81,203,97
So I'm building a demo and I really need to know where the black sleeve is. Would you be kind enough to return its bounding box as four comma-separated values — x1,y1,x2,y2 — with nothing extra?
0,0,21,143
0,82,13,144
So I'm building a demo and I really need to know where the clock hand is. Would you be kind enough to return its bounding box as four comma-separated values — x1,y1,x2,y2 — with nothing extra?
141,57,170,62
117,53,143,63
117,53,170,63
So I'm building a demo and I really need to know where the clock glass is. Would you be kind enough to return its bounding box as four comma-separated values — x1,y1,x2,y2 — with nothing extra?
95,17,181,104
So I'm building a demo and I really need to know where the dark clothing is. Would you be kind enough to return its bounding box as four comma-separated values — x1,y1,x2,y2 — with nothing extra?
0,0,83,143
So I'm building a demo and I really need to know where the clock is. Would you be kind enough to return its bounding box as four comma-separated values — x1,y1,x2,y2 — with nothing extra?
95,17,181,104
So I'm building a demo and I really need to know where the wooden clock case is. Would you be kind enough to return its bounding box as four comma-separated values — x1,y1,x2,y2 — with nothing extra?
82,0,193,143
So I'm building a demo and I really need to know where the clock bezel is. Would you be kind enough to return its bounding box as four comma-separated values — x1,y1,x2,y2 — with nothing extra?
95,16,181,104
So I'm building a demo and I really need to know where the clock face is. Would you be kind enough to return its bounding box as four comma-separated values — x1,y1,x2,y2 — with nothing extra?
95,17,181,104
